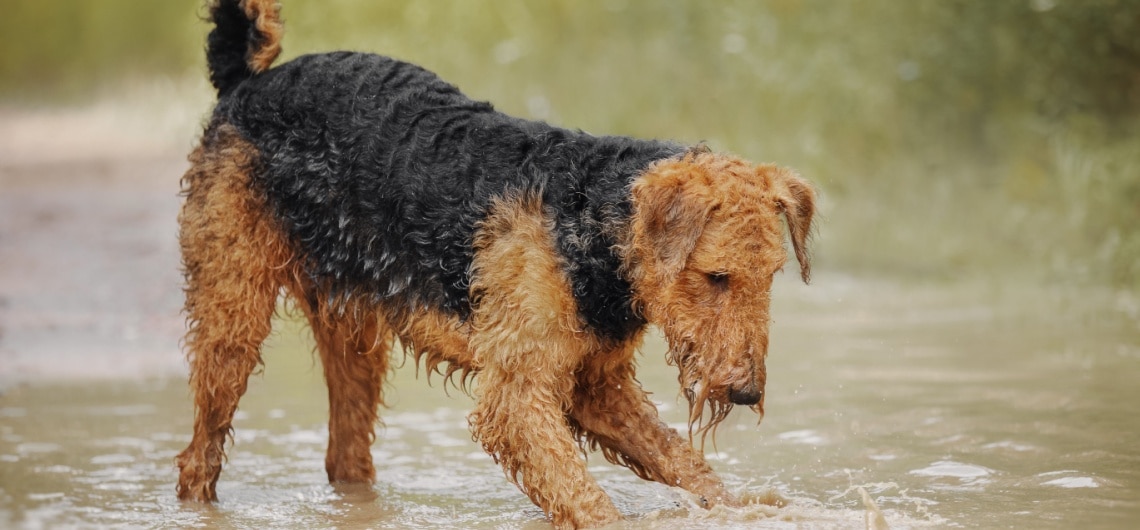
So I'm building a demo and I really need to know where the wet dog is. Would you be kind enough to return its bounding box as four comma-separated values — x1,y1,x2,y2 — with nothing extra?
176,1,815,528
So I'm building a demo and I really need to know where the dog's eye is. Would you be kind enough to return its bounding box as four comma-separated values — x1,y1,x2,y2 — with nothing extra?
706,271,730,289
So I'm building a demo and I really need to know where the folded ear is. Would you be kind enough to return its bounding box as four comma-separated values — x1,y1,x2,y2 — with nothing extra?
630,170,713,280
774,171,816,284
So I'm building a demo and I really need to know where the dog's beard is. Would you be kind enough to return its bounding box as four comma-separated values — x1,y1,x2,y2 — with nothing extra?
667,342,733,449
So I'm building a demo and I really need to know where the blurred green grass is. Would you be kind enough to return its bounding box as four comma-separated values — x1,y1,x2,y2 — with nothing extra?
1,0,1136,289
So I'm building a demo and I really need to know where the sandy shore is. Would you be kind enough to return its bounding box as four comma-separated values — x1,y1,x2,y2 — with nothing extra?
0,102,201,384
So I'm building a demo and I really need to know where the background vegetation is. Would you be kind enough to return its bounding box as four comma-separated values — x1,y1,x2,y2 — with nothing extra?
2,0,1137,289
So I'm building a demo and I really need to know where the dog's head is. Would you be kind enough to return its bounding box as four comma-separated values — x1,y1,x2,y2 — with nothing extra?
627,151,815,439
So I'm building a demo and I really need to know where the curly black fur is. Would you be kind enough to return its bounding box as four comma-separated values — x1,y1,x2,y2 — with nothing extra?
207,31,688,341
205,0,257,95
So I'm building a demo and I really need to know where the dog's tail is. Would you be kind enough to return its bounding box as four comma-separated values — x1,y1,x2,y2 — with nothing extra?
205,0,283,96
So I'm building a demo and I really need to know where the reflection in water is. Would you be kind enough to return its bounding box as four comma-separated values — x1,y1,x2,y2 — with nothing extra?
0,275,1138,528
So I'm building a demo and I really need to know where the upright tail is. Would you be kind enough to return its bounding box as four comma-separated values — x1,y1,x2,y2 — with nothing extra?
206,0,283,96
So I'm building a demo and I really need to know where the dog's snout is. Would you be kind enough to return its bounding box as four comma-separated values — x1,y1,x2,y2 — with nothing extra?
727,385,763,406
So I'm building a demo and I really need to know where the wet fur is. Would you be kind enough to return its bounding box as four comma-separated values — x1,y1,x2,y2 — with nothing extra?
177,1,815,528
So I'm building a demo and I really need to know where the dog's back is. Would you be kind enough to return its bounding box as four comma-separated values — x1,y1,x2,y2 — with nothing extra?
206,9,685,337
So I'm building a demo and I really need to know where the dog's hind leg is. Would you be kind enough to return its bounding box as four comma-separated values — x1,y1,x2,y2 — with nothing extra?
571,345,738,509
292,287,393,484
175,123,293,502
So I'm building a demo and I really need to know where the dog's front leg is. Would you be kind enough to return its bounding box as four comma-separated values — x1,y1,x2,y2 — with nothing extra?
572,351,739,510
466,196,621,528
470,360,621,529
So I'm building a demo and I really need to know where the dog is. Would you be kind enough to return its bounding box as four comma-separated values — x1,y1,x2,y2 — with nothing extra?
175,1,815,528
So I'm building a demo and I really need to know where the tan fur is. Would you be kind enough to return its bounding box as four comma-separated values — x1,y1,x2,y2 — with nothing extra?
175,124,297,501
241,0,283,73
466,195,620,529
289,282,393,483
570,339,736,508
175,125,392,497
626,151,815,442
176,129,814,528
393,306,477,392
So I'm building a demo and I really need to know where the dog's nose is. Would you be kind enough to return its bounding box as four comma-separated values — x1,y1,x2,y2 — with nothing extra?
728,386,763,406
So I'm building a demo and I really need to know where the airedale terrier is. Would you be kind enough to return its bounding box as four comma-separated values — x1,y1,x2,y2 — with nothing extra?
176,1,816,528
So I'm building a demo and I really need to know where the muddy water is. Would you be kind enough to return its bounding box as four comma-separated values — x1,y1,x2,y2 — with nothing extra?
2,279,1138,529
2,159,1139,528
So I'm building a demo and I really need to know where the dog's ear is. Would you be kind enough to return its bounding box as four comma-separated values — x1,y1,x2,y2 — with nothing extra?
773,171,815,284
631,170,713,279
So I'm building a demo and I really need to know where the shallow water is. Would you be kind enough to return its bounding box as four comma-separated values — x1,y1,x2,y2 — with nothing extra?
1,273,1137,529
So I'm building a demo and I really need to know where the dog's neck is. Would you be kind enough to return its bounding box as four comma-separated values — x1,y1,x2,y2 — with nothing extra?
528,132,687,342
